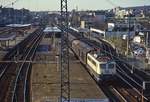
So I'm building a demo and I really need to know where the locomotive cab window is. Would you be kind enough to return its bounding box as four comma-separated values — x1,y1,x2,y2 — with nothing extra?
100,64,106,69
87,56,92,61
108,64,114,69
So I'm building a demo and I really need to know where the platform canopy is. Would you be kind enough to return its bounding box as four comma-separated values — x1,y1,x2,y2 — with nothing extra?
6,24,31,28
78,28,90,33
43,27,61,33
0,34,16,41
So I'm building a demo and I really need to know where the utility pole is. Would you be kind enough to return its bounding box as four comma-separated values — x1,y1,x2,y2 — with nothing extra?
146,32,149,47
60,0,70,102
126,12,131,56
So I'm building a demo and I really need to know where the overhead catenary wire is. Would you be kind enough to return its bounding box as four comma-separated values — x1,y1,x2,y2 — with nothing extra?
92,37,149,101
105,0,118,8
3,0,20,8
69,27,149,100
70,28,150,83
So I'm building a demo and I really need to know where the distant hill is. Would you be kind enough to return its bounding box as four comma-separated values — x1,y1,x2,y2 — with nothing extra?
123,5,150,10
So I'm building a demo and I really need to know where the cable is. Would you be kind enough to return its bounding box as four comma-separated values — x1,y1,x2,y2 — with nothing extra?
70,27,150,81
3,0,20,8
105,0,118,8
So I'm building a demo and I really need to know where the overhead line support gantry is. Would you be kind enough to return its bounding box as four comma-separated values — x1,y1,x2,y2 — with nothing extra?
60,0,70,102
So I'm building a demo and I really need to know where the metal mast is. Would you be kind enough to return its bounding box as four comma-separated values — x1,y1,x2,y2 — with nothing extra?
60,0,70,102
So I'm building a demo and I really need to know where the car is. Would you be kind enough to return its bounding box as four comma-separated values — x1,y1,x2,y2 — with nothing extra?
133,48,145,56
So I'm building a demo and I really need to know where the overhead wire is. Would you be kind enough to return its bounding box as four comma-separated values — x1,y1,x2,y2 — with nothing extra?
105,0,118,8
3,0,20,8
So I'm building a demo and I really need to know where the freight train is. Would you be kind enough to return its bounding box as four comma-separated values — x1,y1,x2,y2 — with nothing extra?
68,29,116,80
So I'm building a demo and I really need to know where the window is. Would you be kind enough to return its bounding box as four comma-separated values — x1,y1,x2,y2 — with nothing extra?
87,56,92,61
100,64,106,69
108,64,115,69
92,60,97,67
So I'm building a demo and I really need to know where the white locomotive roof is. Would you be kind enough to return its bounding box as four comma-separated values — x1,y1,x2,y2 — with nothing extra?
88,51,111,62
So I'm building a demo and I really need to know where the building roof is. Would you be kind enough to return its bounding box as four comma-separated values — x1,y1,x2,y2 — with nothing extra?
78,28,90,33
43,27,61,33
6,24,31,28
89,51,112,62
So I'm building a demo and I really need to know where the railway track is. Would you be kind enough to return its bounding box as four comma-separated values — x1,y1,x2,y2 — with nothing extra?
0,28,38,77
13,29,44,102
92,37,150,101
94,37,150,101
0,27,44,102
105,77,144,102
85,40,145,102
67,28,150,101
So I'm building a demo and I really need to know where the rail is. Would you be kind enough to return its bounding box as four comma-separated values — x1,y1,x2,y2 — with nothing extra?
66,28,150,101
0,27,44,102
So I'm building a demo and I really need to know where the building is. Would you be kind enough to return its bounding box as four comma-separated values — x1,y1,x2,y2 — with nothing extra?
114,5,150,18
105,21,142,38
79,11,106,28
0,7,32,26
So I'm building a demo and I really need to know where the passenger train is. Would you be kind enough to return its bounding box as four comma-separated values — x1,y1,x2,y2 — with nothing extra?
68,29,116,80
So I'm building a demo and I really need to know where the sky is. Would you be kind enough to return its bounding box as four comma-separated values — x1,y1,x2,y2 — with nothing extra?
0,0,150,11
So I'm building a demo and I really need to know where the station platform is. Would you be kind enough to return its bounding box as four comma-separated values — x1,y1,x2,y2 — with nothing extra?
31,37,108,102
0,27,37,60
